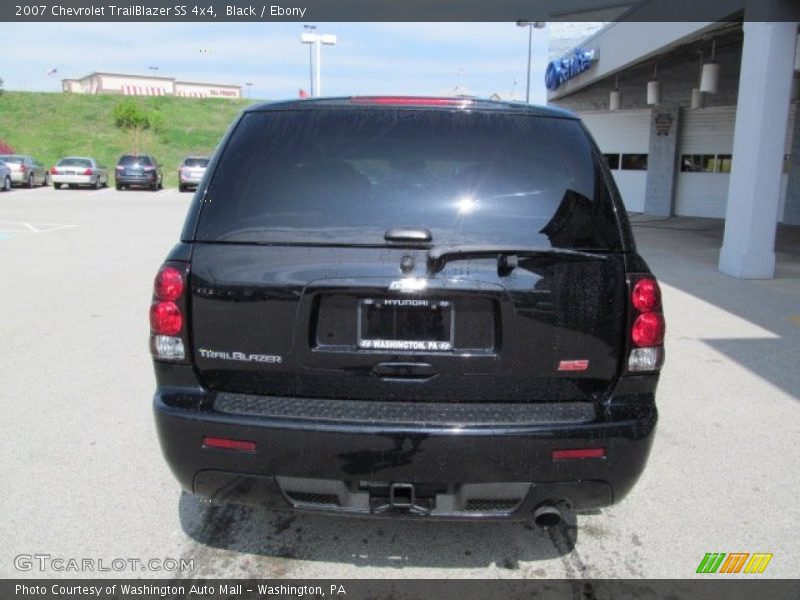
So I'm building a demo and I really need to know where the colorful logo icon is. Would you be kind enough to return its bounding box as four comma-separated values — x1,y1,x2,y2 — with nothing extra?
696,553,773,574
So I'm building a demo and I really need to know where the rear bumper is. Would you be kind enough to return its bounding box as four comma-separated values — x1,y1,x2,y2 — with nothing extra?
116,174,157,185
154,381,657,518
53,175,94,185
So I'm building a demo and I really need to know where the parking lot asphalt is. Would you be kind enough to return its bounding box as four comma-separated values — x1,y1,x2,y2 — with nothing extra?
1,186,798,579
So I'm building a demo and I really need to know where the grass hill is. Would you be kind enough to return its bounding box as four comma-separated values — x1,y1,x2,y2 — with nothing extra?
0,91,257,188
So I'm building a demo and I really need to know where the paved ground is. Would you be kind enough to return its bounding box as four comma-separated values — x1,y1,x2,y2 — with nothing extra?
1,186,798,579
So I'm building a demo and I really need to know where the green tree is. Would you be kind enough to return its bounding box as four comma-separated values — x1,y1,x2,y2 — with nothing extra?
112,99,162,154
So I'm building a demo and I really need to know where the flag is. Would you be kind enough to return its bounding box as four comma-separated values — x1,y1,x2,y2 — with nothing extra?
299,89,310,99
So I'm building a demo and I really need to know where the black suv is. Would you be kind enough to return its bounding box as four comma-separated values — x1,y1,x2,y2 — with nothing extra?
151,97,664,526
115,154,163,191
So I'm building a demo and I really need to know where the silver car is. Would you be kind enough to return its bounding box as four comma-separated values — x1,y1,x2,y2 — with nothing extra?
51,157,109,190
0,160,11,192
0,154,49,187
178,156,210,192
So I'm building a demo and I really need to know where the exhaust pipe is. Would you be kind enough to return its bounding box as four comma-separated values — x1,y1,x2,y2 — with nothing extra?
533,503,563,528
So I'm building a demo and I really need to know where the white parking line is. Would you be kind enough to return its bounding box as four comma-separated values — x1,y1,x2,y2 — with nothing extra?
0,220,78,234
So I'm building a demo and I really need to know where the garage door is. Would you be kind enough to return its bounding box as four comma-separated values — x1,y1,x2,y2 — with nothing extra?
579,110,651,213
676,105,796,220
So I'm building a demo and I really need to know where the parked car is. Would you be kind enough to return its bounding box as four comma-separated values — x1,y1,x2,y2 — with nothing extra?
115,154,163,191
0,159,11,192
151,97,664,526
51,157,109,190
0,154,49,187
178,156,210,192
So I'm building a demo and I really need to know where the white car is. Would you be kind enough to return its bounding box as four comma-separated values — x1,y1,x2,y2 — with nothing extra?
51,157,109,190
0,160,11,191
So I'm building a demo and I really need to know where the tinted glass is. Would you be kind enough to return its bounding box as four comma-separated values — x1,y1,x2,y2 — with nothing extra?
196,109,623,250
119,155,152,166
603,153,620,170
184,158,210,168
0,156,23,164
58,158,92,168
621,154,648,170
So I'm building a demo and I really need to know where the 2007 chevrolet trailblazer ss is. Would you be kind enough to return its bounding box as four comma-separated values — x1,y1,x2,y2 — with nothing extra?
151,97,664,527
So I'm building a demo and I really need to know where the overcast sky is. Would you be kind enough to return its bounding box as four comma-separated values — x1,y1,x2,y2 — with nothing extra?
1,22,549,103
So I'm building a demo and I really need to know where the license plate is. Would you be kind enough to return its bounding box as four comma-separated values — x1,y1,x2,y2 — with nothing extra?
357,298,453,351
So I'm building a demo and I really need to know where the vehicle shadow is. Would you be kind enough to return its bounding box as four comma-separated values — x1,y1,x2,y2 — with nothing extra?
178,492,581,569
632,217,800,403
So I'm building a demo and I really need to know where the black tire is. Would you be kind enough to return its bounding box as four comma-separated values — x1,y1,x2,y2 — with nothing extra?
115,182,122,191
2,175,10,192
68,184,77,189
94,178,101,190
150,180,158,192
43,172,50,187
27,174,35,189
179,184,186,192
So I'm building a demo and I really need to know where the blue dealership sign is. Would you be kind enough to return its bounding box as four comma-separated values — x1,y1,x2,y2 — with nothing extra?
545,49,597,91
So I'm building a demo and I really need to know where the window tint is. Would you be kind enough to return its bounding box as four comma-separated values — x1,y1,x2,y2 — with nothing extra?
57,158,92,168
196,109,624,250
603,153,620,170
119,155,152,166
184,158,210,167
0,156,23,164
621,154,648,170
680,154,715,172
715,154,732,173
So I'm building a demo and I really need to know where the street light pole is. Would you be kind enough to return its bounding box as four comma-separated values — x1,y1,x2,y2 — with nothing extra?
301,28,337,98
303,24,316,96
516,21,545,103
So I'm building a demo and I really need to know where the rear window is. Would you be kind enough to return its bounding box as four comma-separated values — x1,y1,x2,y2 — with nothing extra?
183,158,209,168
119,155,152,166
0,156,23,164
58,158,92,168
196,109,623,250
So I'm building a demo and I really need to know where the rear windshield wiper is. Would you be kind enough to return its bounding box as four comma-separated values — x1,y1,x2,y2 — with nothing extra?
427,245,606,275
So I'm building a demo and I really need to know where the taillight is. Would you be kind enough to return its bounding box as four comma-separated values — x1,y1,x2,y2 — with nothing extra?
150,264,187,361
154,266,184,301
50,166,59,175
143,165,154,172
19,163,27,173
627,274,665,372
83,168,93,176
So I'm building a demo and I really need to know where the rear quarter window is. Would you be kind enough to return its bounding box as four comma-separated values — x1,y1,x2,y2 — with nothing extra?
196,108,625,251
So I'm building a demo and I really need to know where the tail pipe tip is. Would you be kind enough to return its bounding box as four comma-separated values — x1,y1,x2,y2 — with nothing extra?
533,503,564,528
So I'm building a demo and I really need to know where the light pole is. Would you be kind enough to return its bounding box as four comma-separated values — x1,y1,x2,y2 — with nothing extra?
302,24,316,96
245,82,253,98
148,66,159,74
516,21,545,103
301,27,337,97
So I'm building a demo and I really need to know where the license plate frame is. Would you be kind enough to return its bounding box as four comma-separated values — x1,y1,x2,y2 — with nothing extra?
357,298,454,352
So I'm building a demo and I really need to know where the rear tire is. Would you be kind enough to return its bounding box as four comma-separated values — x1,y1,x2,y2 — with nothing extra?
43,172,50,187
115,182,122,191
53,182,61,190
27,174,34,188
94,178,101,190
2,175,10,192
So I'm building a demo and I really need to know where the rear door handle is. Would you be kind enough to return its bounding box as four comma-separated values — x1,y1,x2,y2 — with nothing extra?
372,362,437,380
